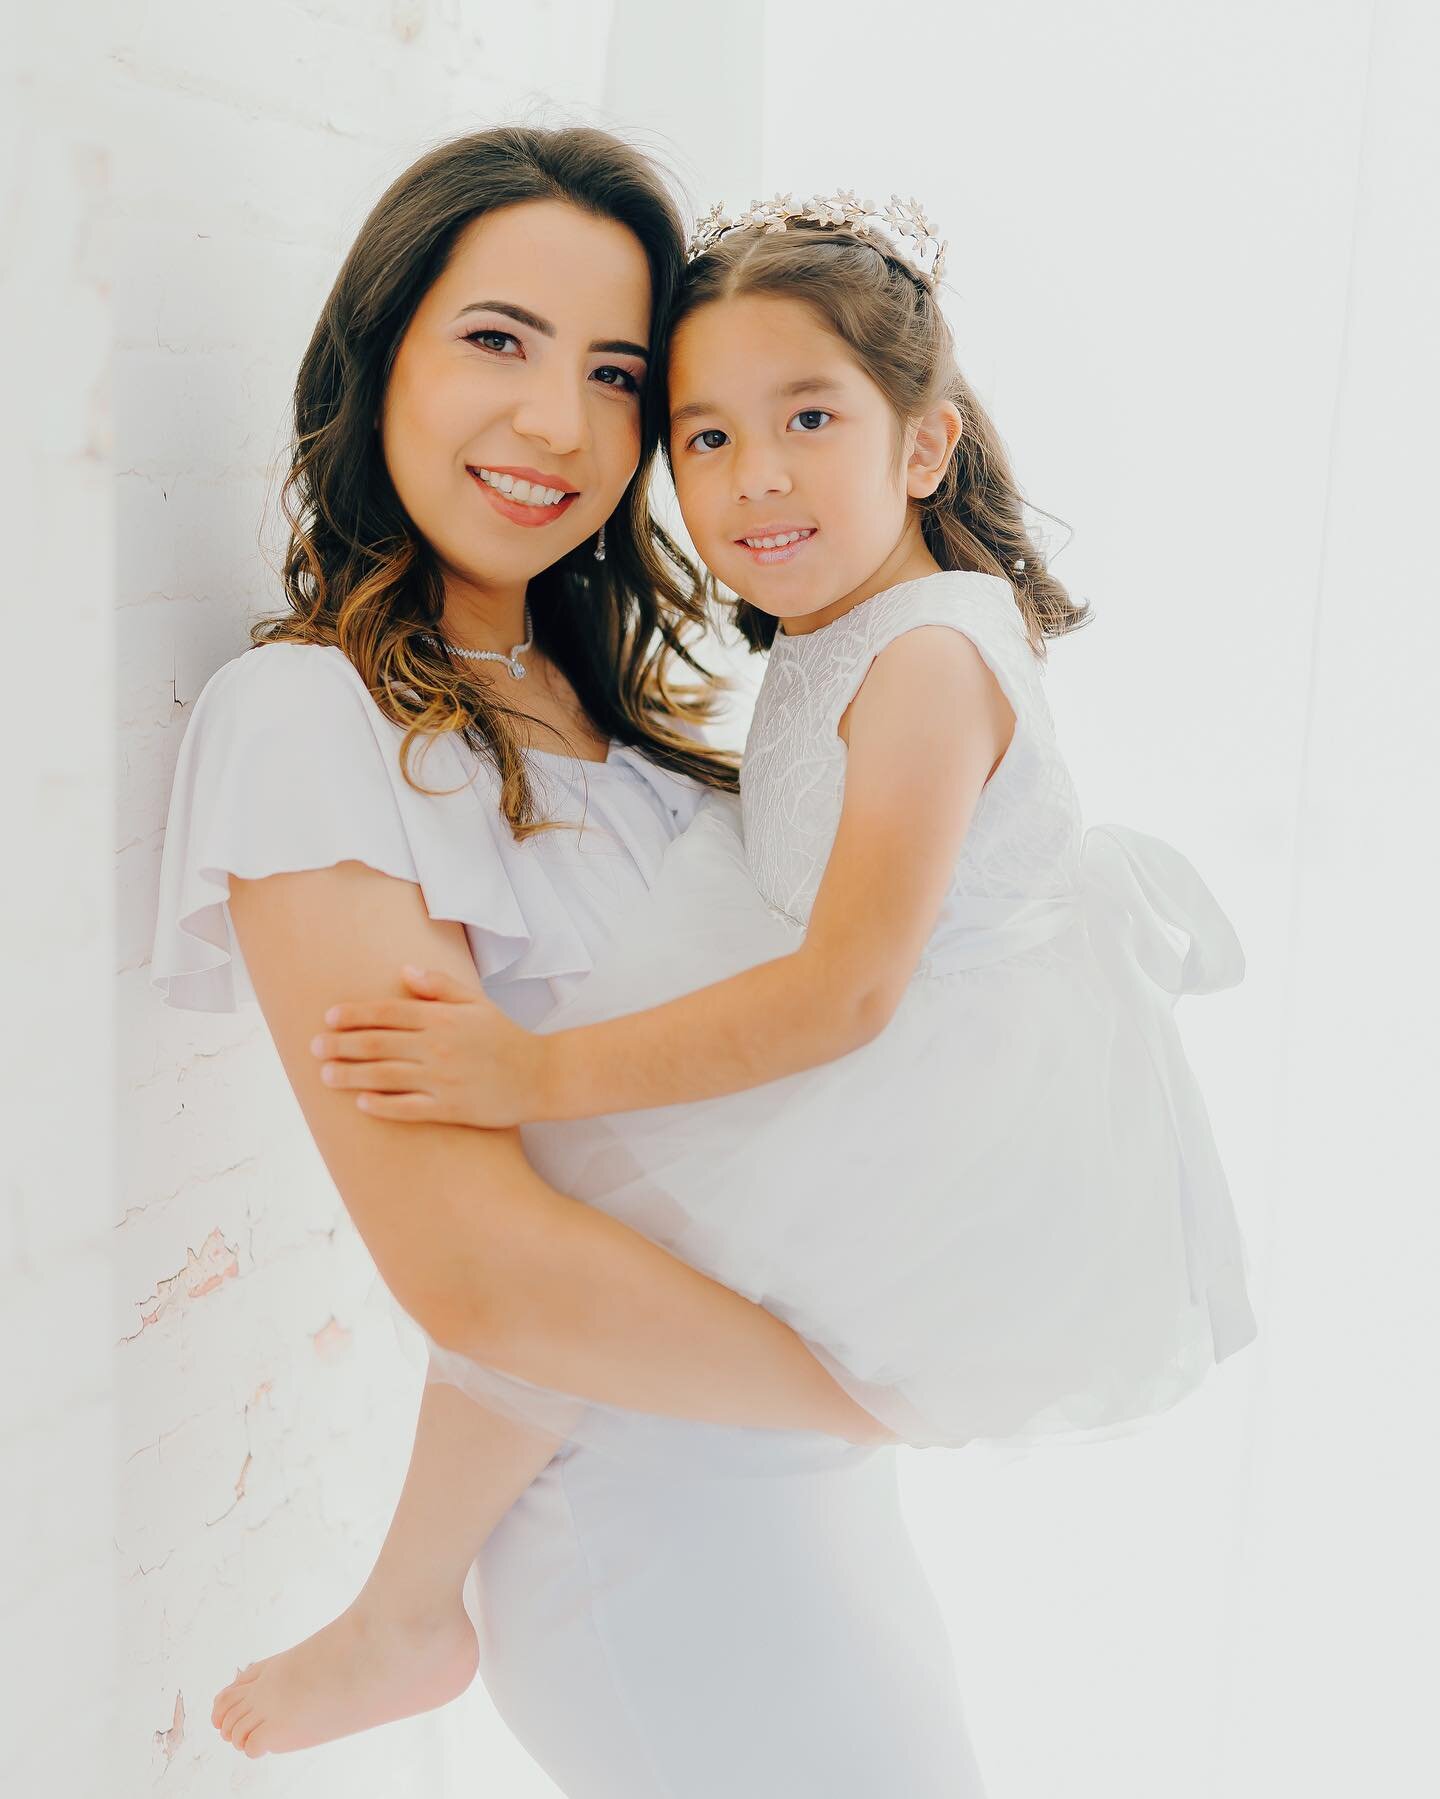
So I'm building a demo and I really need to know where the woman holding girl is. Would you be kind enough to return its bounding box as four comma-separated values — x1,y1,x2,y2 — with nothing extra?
157,123,1252,1796
156,126,988,1795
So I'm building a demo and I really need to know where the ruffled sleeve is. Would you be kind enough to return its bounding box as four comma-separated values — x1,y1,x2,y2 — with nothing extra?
150,643,592,1013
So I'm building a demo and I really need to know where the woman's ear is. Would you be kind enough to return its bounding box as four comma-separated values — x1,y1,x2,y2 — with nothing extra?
905,401,964,499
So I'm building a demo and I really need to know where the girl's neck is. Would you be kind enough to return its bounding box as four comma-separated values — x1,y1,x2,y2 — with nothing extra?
778,525,941,639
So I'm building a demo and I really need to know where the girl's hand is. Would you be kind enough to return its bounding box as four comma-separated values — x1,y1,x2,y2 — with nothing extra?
309,966,546,1129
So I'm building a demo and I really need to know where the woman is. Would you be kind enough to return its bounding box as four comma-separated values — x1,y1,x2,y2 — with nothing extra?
152,126,985,1796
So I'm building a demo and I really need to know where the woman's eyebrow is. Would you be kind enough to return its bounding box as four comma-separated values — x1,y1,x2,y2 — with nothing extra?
456,300,647,360
671,376,843,427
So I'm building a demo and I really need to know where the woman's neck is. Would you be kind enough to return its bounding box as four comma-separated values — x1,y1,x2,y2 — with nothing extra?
438,573,530,657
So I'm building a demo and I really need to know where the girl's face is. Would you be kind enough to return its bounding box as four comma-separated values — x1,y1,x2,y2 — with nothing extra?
381,199,652,598
668,293,924,626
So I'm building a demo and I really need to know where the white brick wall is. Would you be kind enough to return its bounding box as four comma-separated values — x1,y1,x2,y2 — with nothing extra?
6,4,614,1794
2,5,117,1791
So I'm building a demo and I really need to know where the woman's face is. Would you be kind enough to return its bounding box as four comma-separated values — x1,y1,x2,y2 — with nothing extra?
381,199,652,597
668,293,912,625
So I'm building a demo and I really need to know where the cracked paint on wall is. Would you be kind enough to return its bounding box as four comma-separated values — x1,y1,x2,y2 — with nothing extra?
311,1316,353,1362
154,1691,185,1763
125,1228,239,1339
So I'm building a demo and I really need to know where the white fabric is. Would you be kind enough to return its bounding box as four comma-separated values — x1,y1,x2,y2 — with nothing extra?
150,639,987,1795
151,642,705,1026
475,1418,984,1798
509,571,1259,1449
743,571,1080,926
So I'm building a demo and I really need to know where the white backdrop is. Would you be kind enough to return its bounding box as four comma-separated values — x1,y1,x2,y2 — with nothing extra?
610,3,1438,1796
5,3,1434,1794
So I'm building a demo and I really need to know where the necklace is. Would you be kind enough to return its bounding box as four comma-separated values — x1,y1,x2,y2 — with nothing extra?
422,606,533,681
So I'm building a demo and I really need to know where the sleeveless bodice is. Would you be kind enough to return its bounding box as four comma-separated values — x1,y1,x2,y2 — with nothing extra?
740,572,1084,930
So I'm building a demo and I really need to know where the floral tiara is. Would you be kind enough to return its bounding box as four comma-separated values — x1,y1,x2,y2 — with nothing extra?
686,190,948,289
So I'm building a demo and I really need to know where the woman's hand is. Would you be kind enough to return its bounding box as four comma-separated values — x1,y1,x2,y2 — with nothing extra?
310,966,546,1128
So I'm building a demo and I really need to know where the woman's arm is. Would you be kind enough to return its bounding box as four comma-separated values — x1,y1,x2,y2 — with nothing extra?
227,858,886,1442
319,627,1014,1126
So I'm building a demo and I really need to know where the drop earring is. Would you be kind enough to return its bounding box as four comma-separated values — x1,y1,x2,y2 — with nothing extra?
593,522,607,563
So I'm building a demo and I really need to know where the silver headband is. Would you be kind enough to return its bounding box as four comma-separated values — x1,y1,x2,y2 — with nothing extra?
686,190,948,289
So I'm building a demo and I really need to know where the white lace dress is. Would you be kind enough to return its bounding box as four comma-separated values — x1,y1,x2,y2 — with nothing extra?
497,570,1258,1449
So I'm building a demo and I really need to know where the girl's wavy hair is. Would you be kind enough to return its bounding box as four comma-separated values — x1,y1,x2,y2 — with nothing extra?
252,124,738,837
663,225,1089,653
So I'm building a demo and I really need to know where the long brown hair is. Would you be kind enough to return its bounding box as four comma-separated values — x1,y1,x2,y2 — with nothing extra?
253,125,738,837
664,223,1089,654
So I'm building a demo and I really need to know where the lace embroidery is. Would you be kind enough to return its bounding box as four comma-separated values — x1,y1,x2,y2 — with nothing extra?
740,573,1083,933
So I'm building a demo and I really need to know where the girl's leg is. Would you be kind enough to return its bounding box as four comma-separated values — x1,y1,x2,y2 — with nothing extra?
210,1373,559,1759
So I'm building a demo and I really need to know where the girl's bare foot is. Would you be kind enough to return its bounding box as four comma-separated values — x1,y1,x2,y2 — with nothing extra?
210,1594,478,1758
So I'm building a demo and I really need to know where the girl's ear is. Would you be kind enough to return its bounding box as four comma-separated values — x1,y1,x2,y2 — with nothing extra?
905,401,964,499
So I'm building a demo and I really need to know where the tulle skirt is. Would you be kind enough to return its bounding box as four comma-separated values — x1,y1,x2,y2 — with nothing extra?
445,795,1257,1451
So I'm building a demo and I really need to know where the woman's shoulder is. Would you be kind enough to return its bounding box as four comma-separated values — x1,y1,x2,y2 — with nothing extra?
187,639,435,771
154,642,557,1013
195,640,374,717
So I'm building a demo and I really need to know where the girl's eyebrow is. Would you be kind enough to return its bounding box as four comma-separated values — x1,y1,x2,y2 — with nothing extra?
456,299,647,360
670,376,843,426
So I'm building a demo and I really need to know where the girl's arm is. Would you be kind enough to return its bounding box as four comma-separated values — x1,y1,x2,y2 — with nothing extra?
540,628,1013,1113
322,627,1013,1124
227,858,886,1441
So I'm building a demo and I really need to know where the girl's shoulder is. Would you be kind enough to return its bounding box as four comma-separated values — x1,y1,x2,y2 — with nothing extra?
871,571,1048,739
774,571,1043,732
859,570,1030,658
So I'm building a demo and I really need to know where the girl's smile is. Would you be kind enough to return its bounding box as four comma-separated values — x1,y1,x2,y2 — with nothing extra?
734,524,819,564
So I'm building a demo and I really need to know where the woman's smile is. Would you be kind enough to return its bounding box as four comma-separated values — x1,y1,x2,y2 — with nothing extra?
467,461,582,528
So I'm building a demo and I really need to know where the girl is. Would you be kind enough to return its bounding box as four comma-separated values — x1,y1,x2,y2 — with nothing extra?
170,135,982,1794
273,187,1256,1733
